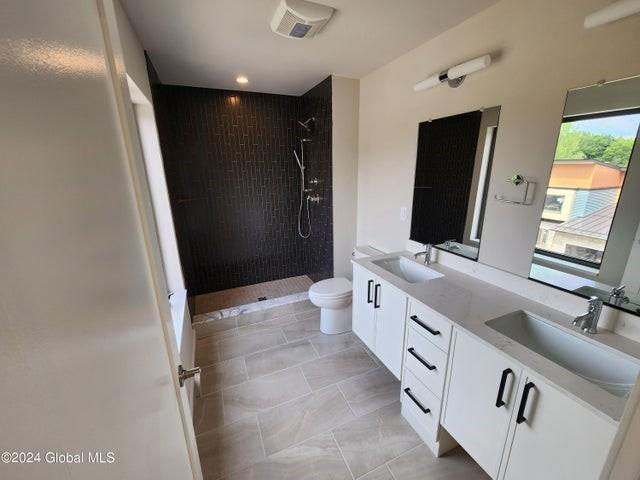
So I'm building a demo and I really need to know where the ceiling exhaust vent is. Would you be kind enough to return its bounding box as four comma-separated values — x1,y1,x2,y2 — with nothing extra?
271,0,334,39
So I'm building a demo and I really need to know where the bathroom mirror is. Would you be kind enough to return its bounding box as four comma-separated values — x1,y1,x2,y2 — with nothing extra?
410,106,501,260
529,76,640,316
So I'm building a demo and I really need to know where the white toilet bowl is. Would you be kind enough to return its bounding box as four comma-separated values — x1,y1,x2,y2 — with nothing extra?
308,277,353,334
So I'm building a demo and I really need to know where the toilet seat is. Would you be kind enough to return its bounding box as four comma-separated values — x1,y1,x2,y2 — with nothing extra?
309,277,352,298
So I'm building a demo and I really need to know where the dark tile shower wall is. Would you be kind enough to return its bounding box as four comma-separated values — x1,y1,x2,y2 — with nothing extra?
301,77,333,282
152,79,333,296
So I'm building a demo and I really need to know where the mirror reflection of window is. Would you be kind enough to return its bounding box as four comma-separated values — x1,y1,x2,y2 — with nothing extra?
536,111,640,268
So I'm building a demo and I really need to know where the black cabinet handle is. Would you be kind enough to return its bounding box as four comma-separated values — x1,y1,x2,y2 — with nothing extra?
404,387,430,414
516,382,535,424
407,347,436,371
410,315,440,336
495,368,513,408
374,284,381,309
367,280,374,304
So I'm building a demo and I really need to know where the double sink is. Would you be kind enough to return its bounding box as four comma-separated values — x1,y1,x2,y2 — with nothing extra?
372,255,640,399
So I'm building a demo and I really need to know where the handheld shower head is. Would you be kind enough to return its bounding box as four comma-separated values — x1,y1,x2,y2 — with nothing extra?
297,117,315,133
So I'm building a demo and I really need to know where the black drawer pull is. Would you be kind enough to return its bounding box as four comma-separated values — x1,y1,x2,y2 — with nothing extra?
407,347,436,371
367,280,374,304
495,368,513,408
410,315,440,336
516,382,535,424
374,283,381,309
404,387,430,414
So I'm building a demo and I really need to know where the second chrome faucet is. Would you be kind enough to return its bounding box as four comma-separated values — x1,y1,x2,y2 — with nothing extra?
573,296,603,334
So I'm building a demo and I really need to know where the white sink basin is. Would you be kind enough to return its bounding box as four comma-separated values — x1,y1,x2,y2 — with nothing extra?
487,311,640,398
372,256,444,284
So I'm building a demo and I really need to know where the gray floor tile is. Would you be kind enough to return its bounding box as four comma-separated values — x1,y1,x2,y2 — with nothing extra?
236,304,294,327
195,316,238,340
358,464,394,480
196,336,220,367
197,415,265,480
338,367,400,417
309,332,362,357
200,357,248,396
387,445,489,480
292,300,317,314
228,432,351,480
223,367,311,424
332,402,422,478
245,339,318,379
301,346,378,391
258,385,354,455
237,313,298,336
282,315,321,342
194,391,224,435
294,308,321,322
218,327,287,361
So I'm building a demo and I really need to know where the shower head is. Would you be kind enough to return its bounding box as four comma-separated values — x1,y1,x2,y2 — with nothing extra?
298,117,315,133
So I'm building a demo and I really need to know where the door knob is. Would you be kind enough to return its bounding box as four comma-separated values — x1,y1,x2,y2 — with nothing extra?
178,365,201,387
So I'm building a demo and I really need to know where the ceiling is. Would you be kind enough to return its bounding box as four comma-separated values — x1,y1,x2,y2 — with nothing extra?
121,0,499,96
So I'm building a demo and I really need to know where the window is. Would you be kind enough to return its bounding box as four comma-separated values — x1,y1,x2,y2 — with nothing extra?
543,194,565,213
534,109,640,267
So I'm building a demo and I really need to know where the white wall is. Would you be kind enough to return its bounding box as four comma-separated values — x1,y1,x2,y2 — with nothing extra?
357,0,640,275
113,0,195,407
357,0,640,338
332,76,360,279
114,0,152,101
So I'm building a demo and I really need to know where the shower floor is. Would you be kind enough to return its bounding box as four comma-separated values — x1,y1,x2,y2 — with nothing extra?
194,275,314,315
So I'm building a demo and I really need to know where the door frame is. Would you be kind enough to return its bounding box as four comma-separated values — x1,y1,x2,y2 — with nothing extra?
97,1,202,477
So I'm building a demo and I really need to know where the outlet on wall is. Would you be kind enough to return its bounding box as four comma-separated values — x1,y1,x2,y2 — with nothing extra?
400,206,407,222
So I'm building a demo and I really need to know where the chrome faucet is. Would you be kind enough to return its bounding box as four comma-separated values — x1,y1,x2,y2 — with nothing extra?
444,239,459,251
573,296,603,334
610,285,629,304
414,243,433,265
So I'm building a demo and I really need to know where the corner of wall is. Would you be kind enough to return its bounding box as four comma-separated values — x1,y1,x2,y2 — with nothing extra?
332,76,360,279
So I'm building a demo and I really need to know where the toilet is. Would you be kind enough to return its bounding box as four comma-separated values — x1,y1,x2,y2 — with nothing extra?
309,246,382,334
309,277,353,334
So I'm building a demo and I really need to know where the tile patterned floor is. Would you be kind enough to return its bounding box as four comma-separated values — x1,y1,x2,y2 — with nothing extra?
193,300,488,480
195,275,314,314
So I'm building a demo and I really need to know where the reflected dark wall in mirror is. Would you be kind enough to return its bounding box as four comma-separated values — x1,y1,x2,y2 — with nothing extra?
410,107,500,261
529,75,640,316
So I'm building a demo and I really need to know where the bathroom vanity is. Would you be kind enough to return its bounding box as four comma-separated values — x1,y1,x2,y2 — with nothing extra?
351,252,640,480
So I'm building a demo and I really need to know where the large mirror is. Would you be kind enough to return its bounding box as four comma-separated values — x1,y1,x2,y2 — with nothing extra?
410,106,501,260
529,76,640,316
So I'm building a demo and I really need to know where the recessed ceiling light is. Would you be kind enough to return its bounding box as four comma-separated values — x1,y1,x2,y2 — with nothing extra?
236,76,249,85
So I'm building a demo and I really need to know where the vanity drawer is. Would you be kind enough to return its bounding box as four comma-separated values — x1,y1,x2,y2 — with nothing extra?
401,368,441,442
405,327,448,398
408,300,452,352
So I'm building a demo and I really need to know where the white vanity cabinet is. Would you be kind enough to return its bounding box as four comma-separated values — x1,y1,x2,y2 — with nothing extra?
352,263,407,378
443,330,617,480
441,330,522,478
499,372,616,480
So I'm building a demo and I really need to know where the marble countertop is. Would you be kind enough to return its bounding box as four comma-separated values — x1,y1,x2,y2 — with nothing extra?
352,251,640,423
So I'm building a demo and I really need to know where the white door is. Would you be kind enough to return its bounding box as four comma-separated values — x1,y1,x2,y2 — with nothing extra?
352,264,376,350
374,279,407,378
501,373,616,480
0,1,199,479
442,331,521,478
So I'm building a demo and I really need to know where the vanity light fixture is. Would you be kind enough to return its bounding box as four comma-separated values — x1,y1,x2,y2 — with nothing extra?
584,0,640,29
414,55,491,92
236,76,249,85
